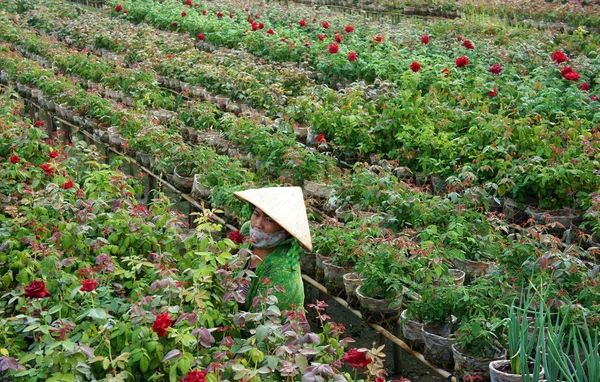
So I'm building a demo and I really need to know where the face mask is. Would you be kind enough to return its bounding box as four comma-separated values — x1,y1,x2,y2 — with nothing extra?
250,226,289,249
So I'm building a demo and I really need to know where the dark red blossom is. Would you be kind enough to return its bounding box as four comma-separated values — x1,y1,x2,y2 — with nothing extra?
328,44,339,54
591,95,598,101
40,163,54,175
152,312,172,337
348,51,357,61
202,9,207,15
61,181,74,190
317,133,326,143
334,34,343,43
462,39,474,50
230,13,234,19
182,370,208,382
170,22,178,28
267,28,274,35
374,35,382,43
198,33,205,40
421,35,429,44
49,151,59,159
185,0,192,5
115,4,122,12
343,348,371,368
299,19,306,27
34,121,45,127
455,56,469,68
216,12,223,18
258,22,264,29
457,35,463,41
345,25,354,33
24,280,51,298
322,21,329,29
317,34,325,41
181,11,187,17
488,64,502,75
410,62,421,72
580,82,590,91
226,231,244,244
551,50,567,63
80,279,98,292
489,88,497,97
10,155,20,164
251,22,259,31
561,66,573,76
564,71,580,81
442,67,449,77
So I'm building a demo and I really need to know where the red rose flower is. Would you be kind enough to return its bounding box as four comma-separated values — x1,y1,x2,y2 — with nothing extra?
167,54,173,58
182,370,208,382
230,13,234,19
245,7,249,11
317,133,326,143
226,231,244,244
580,82,590,91
216,12,223,18
334,34,343,43
455,55,469,68
442,67,449,77
317,34,325,41
462,39,474,50
421,34,429,44
61,181,74,190
198,33,205,40
376,377,385,382
488,88,497,97
34,121,45,127
328,44,339,54
152,312,173,337
299,19,306,27
374,35,382,43
345,25,354,33
564,71,580,81
49,151,59,159
254,14,260,18
322,21,329,29
251,22,259,31
202,9,207,15
10,155,20,164
258,22,264,29
280,38,286,42
123,10,128,14
343,348,371,368
185,0,192,5
40,163,54,175
181,11,187,17
304,42,311,47
115,4,123,12
267,28,274,35
592,95,598,101
348,51,357,61
488,64,502,75
24,280,51,298
80,279,98,292
410,61,421,72
170,22,178,28
457,35,463,41
551,50,567,63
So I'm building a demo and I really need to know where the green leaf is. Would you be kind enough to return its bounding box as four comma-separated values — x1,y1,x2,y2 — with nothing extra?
140,354,149,372
255,325,270,344
88,308,111,320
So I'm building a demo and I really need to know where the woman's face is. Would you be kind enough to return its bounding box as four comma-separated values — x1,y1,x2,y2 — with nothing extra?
251,207,284,233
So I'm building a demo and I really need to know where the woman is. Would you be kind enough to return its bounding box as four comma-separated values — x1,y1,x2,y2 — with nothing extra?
233,186,312,312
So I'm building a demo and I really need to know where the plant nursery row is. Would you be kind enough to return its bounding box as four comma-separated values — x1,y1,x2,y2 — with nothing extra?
0,0,599,381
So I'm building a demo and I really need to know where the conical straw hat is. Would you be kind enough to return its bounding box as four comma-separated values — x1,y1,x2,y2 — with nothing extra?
234,187,312,251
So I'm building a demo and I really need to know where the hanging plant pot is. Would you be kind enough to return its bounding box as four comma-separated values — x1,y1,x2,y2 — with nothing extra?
172,166,194,193
191,174,211,201
355,285,402,325
400,310,424,351
322,260,353,297
489,360,544,382
342,272,364,309
314,253,331,283
422,321,455,368
300,251,316,278
452,342,507,380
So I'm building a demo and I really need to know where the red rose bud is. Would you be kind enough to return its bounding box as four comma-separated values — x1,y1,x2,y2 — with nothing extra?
334,34,342,43
115,4,122,12
152,312,173,337
421,34,429,44
254,14,260,18
561,66,573,76
322,21,329,29
592,95,598,101
457,35,463,41
40,163,54,175
462,39,474,50
61,181,74,190
34,120,45,127
410,61,421,72
230,13,234,18
185,0,192,5
80,279,98,292
198,33,205,40
328,44,339,54
374,35,382,43
267,28,274,35
580,82,590,91
317,133,326,143
10,155,20,164
182,370,208,382
488,88,497,97
280,38,286,42
202,9,207,15
181,11,187,17
317,34,325,41
258,22,264,29
345,25,354,33
226,231,244,244
170,22,178,28
342,348,372,368
299,19,306,27
551,50,567,63
245,7,249,11
167,54,173,58
49,150,59,159
348,51,357,61
442,67,450,77
251,22,259,31
217,12,223,18
455,55,469,67
488,64,502,75
24,280,51,298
